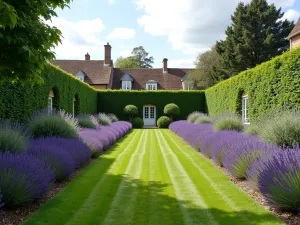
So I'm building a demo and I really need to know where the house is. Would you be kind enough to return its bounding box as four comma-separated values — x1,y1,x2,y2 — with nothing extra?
51,43,194,90
288,18,300,50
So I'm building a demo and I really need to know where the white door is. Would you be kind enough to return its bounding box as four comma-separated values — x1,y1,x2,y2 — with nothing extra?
143,106,156,126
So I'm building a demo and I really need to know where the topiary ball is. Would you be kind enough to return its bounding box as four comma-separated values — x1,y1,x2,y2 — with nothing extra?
123,105,138,120
131,117,144,128
157,116,171,128
164,103,180,119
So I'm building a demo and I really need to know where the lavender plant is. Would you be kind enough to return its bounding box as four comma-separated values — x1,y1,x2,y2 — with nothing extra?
78,115,98,129
58,110,79,133
187,112,202,124
0,153,55,207
98,113,112,126
0,190,4,217
223,140,277,179
0,122,29,153
258,149,300,212
108,114,119,123
28,140,76,181
194,115,213,124
214,114,244,132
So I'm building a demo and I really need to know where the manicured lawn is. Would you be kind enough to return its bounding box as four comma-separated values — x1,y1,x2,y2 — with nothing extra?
24,129,282,225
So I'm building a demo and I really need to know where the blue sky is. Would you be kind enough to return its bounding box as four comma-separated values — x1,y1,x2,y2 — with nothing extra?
52,0,300,68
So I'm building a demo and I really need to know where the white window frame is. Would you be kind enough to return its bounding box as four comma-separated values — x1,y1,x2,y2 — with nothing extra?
48,96,53,115
182,81,193,90
242,95,250,124
122,81,132,90
76,75,84,82
146,83,157,90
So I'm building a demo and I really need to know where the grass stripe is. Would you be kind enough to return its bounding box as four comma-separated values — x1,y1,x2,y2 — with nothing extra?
64,130,144,225
102,130,149,225
155,130,218,225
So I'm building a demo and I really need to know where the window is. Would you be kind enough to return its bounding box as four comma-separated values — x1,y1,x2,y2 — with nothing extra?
122,81,132,90
146,83,157,90
242,95,249,124
76,76,84,82
48,96,53,115
182,81,193,90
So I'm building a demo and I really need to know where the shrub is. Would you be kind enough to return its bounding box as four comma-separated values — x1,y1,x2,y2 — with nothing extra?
98,113,112,126
259,112,300,148
201,132,225,158
214,115,244,132
29,115,78,138
58,110,79,133
157,116,171,128
211,131,248,166
244,124,259,136
258,150,300,212
223,140,278,179
187,112,202,123
28,140,76,181
78,116,97,129
0,153,55,207
164,103,180,120
194,115,212,124
108,113,119,123
0,122,29,153
123,105,138,121
132,117,144,128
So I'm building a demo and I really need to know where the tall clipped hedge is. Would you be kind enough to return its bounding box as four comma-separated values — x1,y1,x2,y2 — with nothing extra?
205,48,300,122
97,90,206,120
0,64,97,122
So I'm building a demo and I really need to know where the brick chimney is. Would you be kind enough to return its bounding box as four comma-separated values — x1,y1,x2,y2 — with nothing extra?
85,52,90,61
104,42,112,66
163,58,168,73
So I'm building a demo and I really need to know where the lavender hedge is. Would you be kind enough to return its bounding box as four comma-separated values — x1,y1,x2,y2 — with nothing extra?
0,153,55,207
28,141,76,181
0,190,4,216
170,120,300,212
79,121,132,157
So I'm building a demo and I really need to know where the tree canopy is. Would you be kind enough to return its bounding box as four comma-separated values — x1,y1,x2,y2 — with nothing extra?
115,46,154,68
0,0,71,84
216,0,294,76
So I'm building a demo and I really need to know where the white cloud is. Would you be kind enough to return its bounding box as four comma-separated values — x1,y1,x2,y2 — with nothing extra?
134,0,297,57
108,0,115,5
48,17,105,59
107,28,136,40
119,50,132,57
282,9,300,22
168,58,196,68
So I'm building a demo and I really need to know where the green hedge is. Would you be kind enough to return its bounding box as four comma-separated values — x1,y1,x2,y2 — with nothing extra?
0,64,97,122
97,90,206,120
205,48,300,122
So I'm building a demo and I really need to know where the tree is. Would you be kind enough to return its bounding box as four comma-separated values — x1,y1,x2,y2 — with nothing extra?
190,46,225,89
216,0,294,77
115,46,154,68
0,0,71,84
115,56,139,68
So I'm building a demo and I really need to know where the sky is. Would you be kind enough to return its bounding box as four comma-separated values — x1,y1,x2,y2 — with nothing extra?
51,0,300,68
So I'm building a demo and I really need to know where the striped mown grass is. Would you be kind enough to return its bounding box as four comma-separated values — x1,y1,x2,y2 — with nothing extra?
23,130,282,225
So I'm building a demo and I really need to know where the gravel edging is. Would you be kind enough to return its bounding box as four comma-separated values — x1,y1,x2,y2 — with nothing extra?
203,153,300,225
0,159,95,225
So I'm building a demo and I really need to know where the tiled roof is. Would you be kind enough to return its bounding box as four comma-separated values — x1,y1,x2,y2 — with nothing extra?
112,68,194,90
51,60,112,85
288,18,300,39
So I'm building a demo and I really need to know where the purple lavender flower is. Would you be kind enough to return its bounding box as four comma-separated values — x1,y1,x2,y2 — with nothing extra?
28,141,76,181
0,152,55,207
223,140,280,179
210,131,249,166
258,149,300,212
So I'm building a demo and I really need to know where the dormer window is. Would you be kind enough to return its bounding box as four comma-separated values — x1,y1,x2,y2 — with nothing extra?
146,80,157,90
122,81,132,90
181,73,193,90
75,70,86,82
121,73,133,90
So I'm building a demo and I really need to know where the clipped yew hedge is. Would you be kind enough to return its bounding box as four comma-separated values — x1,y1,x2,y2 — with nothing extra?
0,64,97,122
205,48,300,122
97,90,206,120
